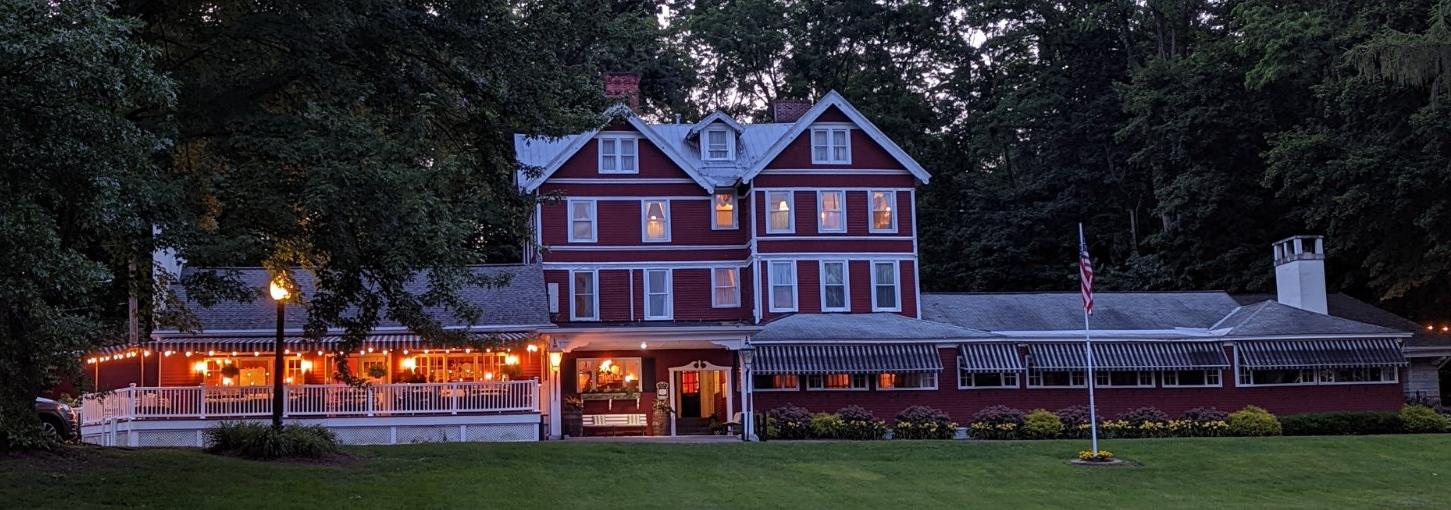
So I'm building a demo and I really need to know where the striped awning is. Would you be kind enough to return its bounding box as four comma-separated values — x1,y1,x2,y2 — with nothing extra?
1027,342,1229,370
1236,338,1406,369
957,343,1025,373
93,331,536,356
755,344,943,375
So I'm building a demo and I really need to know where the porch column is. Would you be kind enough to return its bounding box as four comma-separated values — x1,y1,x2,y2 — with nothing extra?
547,350,563,439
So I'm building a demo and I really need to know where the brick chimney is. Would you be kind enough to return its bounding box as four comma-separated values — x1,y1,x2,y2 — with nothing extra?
771,98,813,123
604,72,641,110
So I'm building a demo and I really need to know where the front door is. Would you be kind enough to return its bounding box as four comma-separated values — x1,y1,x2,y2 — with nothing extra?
673,370,725,434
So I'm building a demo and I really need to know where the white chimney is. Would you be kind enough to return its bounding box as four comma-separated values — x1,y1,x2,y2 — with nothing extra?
1273,235,1327,314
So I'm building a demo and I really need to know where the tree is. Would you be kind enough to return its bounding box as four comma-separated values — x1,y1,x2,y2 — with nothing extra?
0,0,175,449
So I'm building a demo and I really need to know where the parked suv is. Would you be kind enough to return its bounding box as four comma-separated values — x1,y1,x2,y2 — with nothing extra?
35,397,80,441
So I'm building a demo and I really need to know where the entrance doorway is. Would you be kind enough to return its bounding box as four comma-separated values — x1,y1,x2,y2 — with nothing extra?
668,361,733,436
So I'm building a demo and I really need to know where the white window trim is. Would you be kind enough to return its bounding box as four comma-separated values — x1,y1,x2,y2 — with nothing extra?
765,191,795,234
870,260,901,312
640,199,671,243
1236,366,1398,387
703,127,735,161
566,199,597,244
568,270,599,322
1317,367,1399,385
1026,370,1088,388
810,127,852,164
1161,369,1224,388
877,372,938,391
815,190,847,234
711,193,738,230
804,373,870,392
752,374,800,392
868,190,898,234
597,134,639,174
1094,370,1157,388
711,267,741,309
957,371,1021,390
818,260,851,312
643,268,673,320
768,260,797,312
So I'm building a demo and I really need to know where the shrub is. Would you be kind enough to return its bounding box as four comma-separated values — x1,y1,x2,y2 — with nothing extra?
206,422,341,460
835,406,887,440
1280,411,1402,436
1228,406,1282,437
1182,407,1228,423
1022,409,1064,439
766,404,813,439
809,413,846,439
1176,407,1231,437
1103,407,1172,439
895,406,957,440
1055,405,1092,439
1117,407,1170,426
1400,405,1451,434
969,405,1024,440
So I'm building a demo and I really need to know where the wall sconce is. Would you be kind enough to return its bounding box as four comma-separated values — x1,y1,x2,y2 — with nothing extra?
505,355,520,366
300,360,314,372
548,352,562,372
401,357,417,370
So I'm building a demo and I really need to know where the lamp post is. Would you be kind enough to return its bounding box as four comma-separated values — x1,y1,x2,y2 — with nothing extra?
268,279,290,431
739,346,755,441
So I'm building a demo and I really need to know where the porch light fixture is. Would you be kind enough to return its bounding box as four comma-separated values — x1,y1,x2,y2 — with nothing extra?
548,352,563,372
526,344,538,352
193,361,208,374
640,342,648,349
268,279,290,301
505,355,520,366
401,357,417,370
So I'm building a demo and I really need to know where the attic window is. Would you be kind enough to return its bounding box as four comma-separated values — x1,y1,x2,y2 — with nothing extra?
810,127,850,164
598,135,638,174
704,128,733,161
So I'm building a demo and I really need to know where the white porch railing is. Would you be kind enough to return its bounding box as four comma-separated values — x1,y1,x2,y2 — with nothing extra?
81,380,539,425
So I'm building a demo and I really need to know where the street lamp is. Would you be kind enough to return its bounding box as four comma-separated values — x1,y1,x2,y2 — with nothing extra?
269,278,290,430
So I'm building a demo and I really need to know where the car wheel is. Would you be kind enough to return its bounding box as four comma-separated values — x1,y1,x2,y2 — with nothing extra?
39,420,62,441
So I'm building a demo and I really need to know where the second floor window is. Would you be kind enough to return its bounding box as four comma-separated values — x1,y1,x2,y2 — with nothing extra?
644,269,671,320
712,267,740,308
568,200,596,243
870,191,897,232
642,200,670,242
598,136,638,173
713,193,737,229
704,128,733,160
811,127,850,163
821,261,849,312
767,191,793,233
571,270,597,321
769,261,797,312
817,190,845,233
872,261,899,311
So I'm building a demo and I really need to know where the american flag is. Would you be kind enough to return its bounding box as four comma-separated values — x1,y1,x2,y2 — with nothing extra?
1078,226,1094,315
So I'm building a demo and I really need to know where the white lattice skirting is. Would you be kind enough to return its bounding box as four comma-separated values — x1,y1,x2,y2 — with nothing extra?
82,414,541,447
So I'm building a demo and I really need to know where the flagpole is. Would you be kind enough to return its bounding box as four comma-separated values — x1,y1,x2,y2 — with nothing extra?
1080,223,1100,455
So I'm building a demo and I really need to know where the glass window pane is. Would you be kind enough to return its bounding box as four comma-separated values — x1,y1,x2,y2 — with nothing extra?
572,220,592,240
832,129,846,145
875,263,895,284
825,287,846,308
823,263,843,285
647,270,667,291
600,139,615,156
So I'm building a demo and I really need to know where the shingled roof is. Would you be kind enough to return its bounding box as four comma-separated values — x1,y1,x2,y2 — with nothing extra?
921,292,1241,332
753,313,994,343
1211,300,1407,338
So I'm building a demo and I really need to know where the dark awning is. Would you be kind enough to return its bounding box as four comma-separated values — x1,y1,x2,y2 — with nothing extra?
755,344,942,374
95,332,536,356
1027,342,1229,370
1236,339,1406,369
957,343,1025,373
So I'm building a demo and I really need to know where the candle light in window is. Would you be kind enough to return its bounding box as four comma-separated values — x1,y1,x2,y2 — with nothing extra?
599,359,613,373
624,374,635,384
300,360,313,372
193,361,208,374
402,357,417,370
505,355,520,366
484,372,495,380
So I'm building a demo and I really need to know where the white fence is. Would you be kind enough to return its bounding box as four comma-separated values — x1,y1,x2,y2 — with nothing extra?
81,380,539,425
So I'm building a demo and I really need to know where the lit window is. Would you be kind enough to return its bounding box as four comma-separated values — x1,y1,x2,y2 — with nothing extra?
817,190,845,233
598,136,638,173
869,191,897,233
642,200,670,242
406,352,511,383
766,191,793,233
805,373,869,390
704,128,733,160
958,371,1020,389
820,261,849,312
576,357,643,395
712,267,740,308
712,193,737,229
753,374,799,391
769,261,796,312
644,269,672,320
878,372,937,390
871,261,899,311
567,200,596,243
571,270,597,321
810,127,850,164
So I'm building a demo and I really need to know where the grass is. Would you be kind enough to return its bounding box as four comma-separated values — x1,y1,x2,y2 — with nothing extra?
4,435,1450,509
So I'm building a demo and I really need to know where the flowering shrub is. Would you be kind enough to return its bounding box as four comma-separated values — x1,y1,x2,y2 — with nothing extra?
1055,406,1092,439
1182,407,1228,423
895,406,957,440
1023,409,1064,439
835,406,888,440
1077,449,1115,462
767,404,814,439
810,412,847,439
1118,407,1170,426
1400,404,1451,433
1228,405,1282,436
969,405,1025,440
1175,407,1231,437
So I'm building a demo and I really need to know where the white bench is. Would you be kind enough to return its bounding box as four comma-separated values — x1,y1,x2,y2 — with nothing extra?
582,414,647,428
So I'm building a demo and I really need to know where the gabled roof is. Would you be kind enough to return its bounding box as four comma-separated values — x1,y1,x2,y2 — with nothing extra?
752,313,995,343
688,111,744,137
1211,300,1408,338
741,90,932,184
515,106,718,193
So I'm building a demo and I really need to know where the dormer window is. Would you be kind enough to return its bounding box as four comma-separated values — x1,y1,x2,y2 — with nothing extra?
704,128,734,161
598,135,638,173
811,127,850,164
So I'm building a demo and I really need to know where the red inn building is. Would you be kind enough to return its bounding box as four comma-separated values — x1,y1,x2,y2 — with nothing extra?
75,83,1436,446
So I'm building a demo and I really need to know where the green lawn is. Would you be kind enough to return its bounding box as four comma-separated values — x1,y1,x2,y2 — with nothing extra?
4,435,1449,509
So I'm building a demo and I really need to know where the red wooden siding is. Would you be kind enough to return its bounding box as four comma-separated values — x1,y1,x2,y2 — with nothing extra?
762,125,905,170
551,129,698,180
541,197,750,249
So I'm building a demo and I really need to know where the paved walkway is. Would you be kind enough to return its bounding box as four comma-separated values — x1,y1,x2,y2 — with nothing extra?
560,435,742,444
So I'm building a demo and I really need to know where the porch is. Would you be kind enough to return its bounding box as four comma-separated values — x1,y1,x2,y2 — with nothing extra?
80,380,542,446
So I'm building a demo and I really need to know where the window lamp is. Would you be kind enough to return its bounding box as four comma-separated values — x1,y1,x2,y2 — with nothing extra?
766,191,793,233
642,200,670,242
817,190,845,233
712,193,737,229
869,191,897,233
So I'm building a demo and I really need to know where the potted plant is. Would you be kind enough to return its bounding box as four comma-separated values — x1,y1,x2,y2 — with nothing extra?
366,365,387,380
563,395,584,437
651,399,673,436
219,364,241,380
